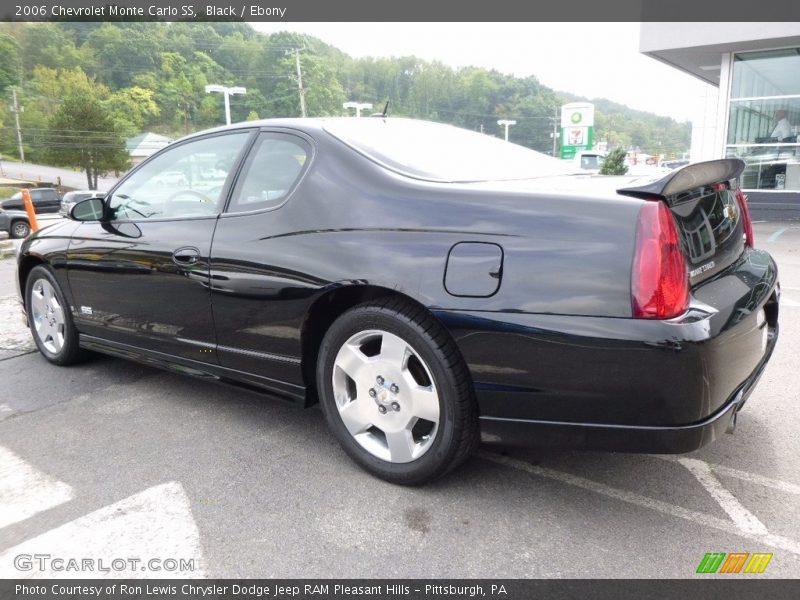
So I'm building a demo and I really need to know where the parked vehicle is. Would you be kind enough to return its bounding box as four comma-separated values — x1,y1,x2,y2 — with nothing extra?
0,187,61,213
573,150,606,172
15,118,779,484
660,159,691,171
0,209,33,239
0,187,62,238
59,191,105,217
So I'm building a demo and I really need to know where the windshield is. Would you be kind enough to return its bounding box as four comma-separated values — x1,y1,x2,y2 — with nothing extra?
323,118,577,183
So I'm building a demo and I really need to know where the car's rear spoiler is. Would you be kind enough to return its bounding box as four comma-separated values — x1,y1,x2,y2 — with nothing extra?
616,159,746,201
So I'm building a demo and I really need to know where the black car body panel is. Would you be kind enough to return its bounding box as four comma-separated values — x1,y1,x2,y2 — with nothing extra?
15,118,780,454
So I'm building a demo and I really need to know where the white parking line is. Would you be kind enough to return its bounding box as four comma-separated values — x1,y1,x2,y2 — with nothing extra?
767,227,788,242
781,297,800,308
480,451,800,555
710,464,800,496
0,446,74,529
0,482,205,578
677,457,768,535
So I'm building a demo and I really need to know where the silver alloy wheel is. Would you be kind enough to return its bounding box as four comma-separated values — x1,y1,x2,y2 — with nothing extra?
12,221,30,238
30,278,66,354
332,329,440,463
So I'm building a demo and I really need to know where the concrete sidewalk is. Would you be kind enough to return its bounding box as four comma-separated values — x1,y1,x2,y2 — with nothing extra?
0,257,33,360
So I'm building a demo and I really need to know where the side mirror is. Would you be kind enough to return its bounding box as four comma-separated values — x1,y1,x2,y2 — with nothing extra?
70,197,106,222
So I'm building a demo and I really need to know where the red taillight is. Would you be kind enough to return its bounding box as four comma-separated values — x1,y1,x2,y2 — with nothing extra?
631,200,689,319
735,188,755,247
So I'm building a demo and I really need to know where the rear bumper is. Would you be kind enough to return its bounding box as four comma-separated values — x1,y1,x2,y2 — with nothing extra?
479,324,776,453
437,248,779,453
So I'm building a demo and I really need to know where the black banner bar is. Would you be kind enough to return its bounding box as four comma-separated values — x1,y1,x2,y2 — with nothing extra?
2,580,800,600
2,0,800,22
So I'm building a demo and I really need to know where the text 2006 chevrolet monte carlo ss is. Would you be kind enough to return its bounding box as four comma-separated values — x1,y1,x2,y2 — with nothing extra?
16,118,779,484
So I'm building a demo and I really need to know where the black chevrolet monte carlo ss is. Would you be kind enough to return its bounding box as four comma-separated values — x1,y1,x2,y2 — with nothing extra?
16,118,779,484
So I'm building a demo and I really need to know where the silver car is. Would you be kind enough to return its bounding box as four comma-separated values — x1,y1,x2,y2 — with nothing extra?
59,191,105,217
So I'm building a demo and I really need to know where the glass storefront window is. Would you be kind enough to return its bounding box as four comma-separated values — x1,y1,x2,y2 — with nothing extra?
726,49,800,191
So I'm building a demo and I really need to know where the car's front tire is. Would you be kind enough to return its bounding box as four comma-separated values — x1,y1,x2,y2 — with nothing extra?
317,297,479,485
10,220,30,239
25,265,86,365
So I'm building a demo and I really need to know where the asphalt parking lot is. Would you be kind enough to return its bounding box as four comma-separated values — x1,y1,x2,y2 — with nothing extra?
0,221,799,579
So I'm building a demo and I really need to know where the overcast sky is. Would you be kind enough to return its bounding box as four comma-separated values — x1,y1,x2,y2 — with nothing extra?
252,22,715,122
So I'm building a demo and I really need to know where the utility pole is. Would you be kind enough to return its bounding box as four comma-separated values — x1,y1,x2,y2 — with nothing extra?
293,49,307,118
10,87,24,162
205,84,247,126
497,119,516,142
343,101,373,117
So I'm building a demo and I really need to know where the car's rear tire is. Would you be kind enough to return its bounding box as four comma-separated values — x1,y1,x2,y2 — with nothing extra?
317,297,479,485
10,220,30,239
25,265,87,365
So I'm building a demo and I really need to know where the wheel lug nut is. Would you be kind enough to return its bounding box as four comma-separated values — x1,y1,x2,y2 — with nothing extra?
368,388,376,398
378,405,387,414
391,402,400,412
390,384,399,394
376,376,384,385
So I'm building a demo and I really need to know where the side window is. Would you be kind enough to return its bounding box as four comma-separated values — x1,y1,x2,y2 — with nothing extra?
227,133,309,213
108,131,251,221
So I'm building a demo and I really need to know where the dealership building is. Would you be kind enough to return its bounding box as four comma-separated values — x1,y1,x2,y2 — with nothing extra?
640,23,800,216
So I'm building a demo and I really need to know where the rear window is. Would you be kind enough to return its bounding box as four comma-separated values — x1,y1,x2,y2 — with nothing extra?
64,192,92,202
323,118,576,183
580,155,603,170
31,189,56,200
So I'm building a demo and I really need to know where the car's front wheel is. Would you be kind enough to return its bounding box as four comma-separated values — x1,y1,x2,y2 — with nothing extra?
317,298,479,485
10,220,30,239
25,265,86,365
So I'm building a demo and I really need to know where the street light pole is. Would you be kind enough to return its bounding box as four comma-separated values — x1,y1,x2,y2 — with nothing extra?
205,84,247,126
343,101,373,117
497,119,516,142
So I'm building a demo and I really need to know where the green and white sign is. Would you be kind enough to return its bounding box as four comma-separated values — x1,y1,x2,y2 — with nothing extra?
560,102,595,159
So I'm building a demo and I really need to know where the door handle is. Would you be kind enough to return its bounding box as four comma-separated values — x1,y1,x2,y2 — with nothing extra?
172,246,200,266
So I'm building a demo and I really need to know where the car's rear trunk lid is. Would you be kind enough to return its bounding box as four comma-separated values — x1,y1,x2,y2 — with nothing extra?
617,159,749,287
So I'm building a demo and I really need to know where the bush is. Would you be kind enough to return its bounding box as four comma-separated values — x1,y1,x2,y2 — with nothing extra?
600,147,629,176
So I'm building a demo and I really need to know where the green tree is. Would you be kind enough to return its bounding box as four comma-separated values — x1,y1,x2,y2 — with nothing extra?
17,23,85,72
46,95,129,189
0,35,21,95
103,86,160,137
84,24,162,88
600,147,629,176
8,22,692,158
